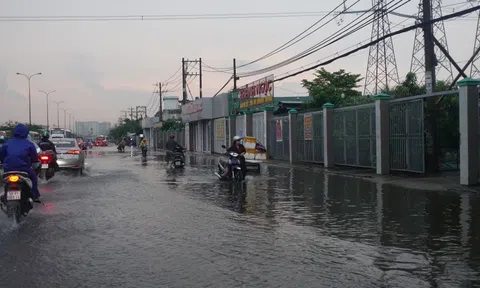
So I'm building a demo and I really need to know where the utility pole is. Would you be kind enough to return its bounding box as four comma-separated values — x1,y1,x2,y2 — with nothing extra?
422,0,438,173
136,106,147,119
61,108,67,129
128,107,135,120
199,58,203,98
53,101,64,128
159,82,163,121
233,58,238,90
182,58,187,104
423,0,436,94
181,58,203,102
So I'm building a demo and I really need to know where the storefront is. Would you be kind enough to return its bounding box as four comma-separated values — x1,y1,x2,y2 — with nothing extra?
141,117,159,149
228,75,275,148
181,98,213,153
212,93,230,153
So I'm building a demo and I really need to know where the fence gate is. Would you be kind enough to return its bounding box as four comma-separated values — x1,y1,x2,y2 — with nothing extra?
236,115,246,137
333,104,376,168
268,116,290,161
389,99,425,173
252,112,266,147
296,111,324,163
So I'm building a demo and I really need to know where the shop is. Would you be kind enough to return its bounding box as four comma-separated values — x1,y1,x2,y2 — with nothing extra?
181,98,213,153
141,117,159,149
228,75,275,148
212,93,231,153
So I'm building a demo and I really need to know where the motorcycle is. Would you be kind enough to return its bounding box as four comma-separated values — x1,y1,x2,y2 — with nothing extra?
1,171,34,222
117,144,125,153
38,150,56,180
141,145,148,158
170,146,185,168
215,145,244,182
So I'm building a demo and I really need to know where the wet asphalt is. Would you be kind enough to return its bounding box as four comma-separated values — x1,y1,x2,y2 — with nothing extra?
0,146,479,288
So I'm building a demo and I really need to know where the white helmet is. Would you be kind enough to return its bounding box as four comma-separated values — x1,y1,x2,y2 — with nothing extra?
139,134,144,138
233,135,241,142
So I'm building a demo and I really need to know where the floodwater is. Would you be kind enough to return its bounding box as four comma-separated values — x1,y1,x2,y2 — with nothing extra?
0,147,478,287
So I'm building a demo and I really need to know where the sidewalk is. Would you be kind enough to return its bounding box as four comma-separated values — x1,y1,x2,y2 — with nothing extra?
154,149,480,193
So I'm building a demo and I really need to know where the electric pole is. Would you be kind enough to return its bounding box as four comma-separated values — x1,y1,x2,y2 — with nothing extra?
181,58,203,103
158,82,163,121
422,0,438,173
233,58,237,90
128,107,135,120
199,58,203,98
182,58,187,104
363,0,400,95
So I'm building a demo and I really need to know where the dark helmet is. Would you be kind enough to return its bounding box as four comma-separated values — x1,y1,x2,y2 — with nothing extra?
169,134,175,139
42,131,50,138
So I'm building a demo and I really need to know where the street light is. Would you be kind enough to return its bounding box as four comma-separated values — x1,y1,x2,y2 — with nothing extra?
52,101,64,128
38,90,55,130
60,108,68,129
16,72,42,126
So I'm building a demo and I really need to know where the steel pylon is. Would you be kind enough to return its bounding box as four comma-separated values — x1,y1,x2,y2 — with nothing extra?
410,0,453,83
470,4,480,78
364,0,400,96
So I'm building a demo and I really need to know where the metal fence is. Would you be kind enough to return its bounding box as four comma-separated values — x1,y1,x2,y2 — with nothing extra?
236,115,246,138
333,104,376,168
213,118,227,153
268,116,290,161
295,111,324,163
389,98,425,173
155,130,185,151
252,112,266,147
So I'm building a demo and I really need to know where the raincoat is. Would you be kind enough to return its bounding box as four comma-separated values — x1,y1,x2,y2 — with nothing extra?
0,124,40,198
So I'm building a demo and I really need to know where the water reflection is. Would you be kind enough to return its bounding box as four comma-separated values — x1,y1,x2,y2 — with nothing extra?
183,162,480,287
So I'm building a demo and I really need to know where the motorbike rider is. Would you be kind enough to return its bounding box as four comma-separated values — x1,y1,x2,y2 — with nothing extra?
0,124,41,203
165,134,184,164
139,135,148,148
223,135,247,178
117,139,126,151
38,131,60,171
139,135,148,155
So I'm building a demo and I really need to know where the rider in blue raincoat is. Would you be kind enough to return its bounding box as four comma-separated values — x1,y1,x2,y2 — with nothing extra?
0,124,41,202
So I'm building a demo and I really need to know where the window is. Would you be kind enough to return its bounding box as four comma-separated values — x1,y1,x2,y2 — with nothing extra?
52,140,76,148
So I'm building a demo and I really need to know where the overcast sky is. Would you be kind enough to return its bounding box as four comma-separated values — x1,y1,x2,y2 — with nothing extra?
0,0,477,125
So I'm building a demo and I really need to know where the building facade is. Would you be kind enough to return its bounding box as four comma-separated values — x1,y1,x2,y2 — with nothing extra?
76,121,112,137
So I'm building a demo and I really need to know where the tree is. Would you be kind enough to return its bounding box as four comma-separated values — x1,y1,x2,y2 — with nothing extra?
160,119,183,132
0,121,45,136
301,68,367,109
108,119,143,141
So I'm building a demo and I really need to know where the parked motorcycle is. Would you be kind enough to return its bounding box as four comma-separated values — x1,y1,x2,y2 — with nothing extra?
215,145,243,182
38,150,56,180
170,146,185,168
1,171,34,223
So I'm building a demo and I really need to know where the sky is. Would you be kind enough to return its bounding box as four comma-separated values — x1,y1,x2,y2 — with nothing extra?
0,0,478,125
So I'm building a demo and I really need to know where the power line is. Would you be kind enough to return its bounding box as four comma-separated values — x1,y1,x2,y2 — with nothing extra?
0,11,345,22
213,77,233,97
272,17,413,80
163,66,182,83
239,0,408,78
274,5,480,83
210,0,354,71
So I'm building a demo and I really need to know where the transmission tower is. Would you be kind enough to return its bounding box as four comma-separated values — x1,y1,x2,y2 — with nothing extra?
410,0,453,83
470,3,480,77
364,0,400,95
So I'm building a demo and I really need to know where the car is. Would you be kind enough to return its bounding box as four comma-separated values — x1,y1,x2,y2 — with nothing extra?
51,138,86,175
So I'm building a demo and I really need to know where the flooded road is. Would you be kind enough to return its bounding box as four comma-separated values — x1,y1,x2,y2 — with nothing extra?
0,147,479,287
